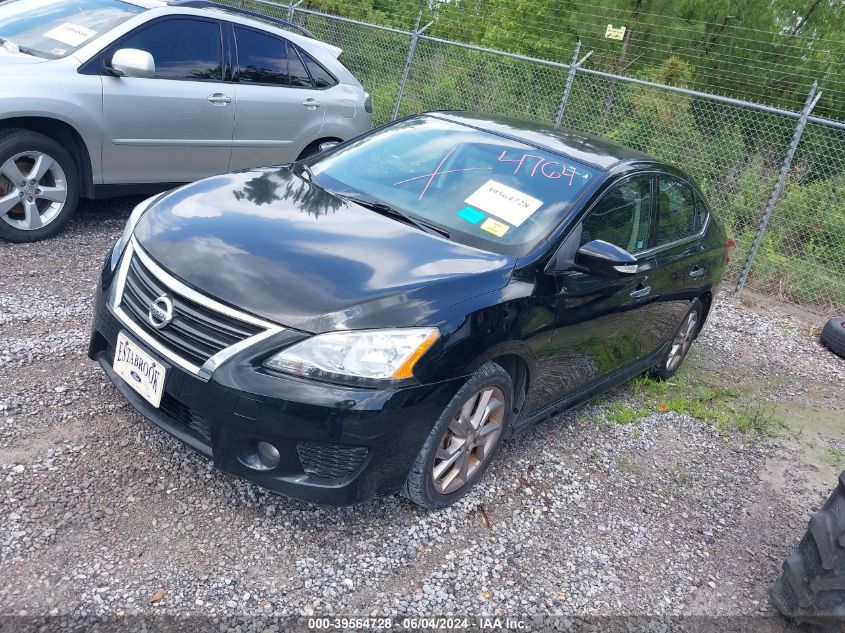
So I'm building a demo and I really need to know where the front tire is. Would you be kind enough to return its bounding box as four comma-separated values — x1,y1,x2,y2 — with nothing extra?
650,299,703,380
403,362,513,509
0,128,80,243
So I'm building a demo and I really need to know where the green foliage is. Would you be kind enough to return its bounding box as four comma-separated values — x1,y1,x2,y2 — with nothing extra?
630,372,788,437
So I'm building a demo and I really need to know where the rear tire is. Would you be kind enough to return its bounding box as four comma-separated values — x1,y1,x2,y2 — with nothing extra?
820,317,845,359
770,471,845,630
403,362,513,510
0,128,80,242
649,299,703,380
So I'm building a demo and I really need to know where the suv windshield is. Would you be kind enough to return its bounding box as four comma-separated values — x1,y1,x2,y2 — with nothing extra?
0,0,143,59
311,116,599,256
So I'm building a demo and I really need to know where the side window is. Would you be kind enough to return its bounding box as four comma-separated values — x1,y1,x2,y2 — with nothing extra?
580,176,652,254
287,43,312,87
656,178,698,245
118,19,222,81
235,26,289,85
299,48,338,88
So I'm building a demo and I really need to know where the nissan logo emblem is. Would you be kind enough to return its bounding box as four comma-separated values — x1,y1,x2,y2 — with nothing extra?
148,295,174,330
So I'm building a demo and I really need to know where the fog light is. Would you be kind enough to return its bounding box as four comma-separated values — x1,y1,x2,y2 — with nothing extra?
239,440,281,471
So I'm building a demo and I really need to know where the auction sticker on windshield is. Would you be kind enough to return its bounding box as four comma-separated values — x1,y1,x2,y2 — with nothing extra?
464,180,542,227
113,332,166,408
44,22,97,47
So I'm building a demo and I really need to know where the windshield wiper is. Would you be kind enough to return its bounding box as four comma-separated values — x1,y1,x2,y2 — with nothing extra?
0,39,38,56
340,195,451,239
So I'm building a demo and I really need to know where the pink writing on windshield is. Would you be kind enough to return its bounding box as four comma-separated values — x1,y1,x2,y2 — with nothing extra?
497,150,578,185
394,146,493,200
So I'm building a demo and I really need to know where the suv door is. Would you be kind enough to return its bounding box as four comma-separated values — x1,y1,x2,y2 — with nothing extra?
100,16,234,184
537,174,656,403
229,25,326,169
637,175,710,354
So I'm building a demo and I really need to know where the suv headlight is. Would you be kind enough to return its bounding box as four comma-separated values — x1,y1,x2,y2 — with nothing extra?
111,194,163,268
263,328,439,384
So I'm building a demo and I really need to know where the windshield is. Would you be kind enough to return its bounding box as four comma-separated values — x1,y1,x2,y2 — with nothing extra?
311,116,599,256
0,0,143,59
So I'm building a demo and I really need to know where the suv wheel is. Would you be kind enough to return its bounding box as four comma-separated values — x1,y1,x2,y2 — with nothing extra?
0,128,80,242
403,362,513,509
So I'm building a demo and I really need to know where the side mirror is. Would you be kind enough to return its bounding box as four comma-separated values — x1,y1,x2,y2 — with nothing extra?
110,48,155,79
574,239,639,277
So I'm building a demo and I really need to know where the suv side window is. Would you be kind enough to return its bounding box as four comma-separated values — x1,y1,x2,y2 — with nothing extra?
234,26,289,85
299,48,337,88
580,176,652,254
656,177,699,245
287,42,312,87
119,18,223,81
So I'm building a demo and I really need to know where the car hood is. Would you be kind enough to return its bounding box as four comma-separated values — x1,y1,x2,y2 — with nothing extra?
0,49,50,65
133,167,516,332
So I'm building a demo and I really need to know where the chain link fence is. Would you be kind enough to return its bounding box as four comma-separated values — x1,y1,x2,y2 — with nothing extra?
234,0,845,314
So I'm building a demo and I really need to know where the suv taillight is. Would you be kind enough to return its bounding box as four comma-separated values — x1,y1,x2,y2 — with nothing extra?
364,92,372,114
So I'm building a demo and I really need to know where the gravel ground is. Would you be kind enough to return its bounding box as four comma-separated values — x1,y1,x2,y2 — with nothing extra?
1,199,844,629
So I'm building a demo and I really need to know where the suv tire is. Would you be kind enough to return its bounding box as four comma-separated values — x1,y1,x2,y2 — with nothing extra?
0,128,81,243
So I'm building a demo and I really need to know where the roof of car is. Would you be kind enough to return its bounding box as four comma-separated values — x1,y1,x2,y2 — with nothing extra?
428,111,659,171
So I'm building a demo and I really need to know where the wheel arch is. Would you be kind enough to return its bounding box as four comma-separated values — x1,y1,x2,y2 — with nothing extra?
457,346,534,420
697,290,713,333
295,136,344,161
0,117,94,198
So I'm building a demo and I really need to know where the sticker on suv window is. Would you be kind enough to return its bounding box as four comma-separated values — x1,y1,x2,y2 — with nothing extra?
465,180,542,227
44,23,97,47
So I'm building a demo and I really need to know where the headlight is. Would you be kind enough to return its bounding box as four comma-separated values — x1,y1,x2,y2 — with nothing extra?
263,328,439,384
111,194,162,268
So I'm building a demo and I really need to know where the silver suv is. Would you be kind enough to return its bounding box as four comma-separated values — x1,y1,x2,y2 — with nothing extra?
0,0,372,242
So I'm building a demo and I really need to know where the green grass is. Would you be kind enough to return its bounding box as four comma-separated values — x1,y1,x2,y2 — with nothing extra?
603,370,788,437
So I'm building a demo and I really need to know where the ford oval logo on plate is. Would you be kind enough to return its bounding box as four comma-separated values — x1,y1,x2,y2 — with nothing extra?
129,370,142,383
148,294,174,330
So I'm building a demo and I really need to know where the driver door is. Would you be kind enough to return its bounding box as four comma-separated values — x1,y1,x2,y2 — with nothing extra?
100,16,234,184
545,174,656,397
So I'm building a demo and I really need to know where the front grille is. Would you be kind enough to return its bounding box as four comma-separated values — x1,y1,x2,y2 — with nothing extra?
159,392,212,446
119,253,264,368
297,442,368,480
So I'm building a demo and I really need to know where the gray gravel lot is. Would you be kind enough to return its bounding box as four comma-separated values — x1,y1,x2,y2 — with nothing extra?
1,199,844,629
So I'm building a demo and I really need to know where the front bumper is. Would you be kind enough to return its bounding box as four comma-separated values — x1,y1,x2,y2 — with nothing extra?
88,255,464,505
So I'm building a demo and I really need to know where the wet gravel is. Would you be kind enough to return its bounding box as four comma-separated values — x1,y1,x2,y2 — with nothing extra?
1,199,844,628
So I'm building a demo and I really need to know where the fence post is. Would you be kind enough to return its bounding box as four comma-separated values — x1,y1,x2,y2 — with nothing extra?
555,40,582,128
287,0,302,23
734,82,821,296
391,11,429,121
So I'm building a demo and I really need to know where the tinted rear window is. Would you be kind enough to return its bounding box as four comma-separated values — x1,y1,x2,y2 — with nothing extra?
235,26,288,85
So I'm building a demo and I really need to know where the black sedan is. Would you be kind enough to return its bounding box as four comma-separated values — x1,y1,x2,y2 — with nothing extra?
89,112,728,508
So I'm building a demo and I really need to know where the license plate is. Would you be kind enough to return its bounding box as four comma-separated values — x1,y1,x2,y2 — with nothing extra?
113,332,167,408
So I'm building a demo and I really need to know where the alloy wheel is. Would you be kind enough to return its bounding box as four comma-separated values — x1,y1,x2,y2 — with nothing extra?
0,151,68,231
432,386,505,495
666,310,698,371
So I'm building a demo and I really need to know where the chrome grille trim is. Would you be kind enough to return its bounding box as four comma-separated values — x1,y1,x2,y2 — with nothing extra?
110,239,284,381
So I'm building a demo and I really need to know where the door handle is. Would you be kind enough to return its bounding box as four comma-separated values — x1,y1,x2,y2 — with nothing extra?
302,98,321,109
630,285,652,298
689,266,705,278
207,93,232,105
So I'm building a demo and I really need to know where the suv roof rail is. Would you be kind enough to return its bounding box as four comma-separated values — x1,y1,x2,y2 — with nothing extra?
167,0,317,39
